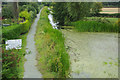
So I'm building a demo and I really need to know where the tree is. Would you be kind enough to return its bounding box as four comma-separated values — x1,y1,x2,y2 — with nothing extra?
30,2,39,14
91,2,103,15
53,2,68,25
53,2,93,25
8,2,19,19
66,2,93,21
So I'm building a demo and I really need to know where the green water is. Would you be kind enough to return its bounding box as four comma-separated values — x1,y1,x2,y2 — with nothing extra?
62,29,118,78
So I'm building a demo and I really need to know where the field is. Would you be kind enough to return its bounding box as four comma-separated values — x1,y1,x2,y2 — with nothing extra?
100,8,119,14
86,17,118,23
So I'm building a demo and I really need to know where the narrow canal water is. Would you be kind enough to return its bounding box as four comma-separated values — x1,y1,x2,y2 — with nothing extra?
48,8,118,78
62,29,118,78
23,9,42,78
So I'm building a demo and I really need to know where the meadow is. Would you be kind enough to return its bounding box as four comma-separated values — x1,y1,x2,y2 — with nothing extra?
86,17,118,23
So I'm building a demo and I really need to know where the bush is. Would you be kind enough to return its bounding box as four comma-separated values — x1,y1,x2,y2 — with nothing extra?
27,5,37,18
2,6,14,19
2,47,25,79
19,5,28,12
2,19,12,24
20,20,31,33
19,10,32,21
30,2,39,14
2,20,31,39
19,5,37,19
2,24,22,39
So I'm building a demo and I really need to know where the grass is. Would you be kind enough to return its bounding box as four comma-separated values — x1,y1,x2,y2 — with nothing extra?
35,6,70,78
86,17,118,23
18,33,28,78
70,20,118,32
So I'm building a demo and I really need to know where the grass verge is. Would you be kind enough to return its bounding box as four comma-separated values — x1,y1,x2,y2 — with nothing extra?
35,6,70,78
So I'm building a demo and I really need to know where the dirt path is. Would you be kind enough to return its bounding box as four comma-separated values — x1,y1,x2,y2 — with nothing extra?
62,29,118,78
23,9,42,78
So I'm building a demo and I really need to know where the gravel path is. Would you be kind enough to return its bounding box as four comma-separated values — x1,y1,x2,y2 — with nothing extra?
23,9,42,78
62,29,118,78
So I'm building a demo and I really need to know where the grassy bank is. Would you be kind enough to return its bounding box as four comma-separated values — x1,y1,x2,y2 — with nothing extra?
70,20,118,32
35,7,70,78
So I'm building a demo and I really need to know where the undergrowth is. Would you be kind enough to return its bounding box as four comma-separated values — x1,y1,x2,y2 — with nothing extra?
70,20,118,32
35,7,70,78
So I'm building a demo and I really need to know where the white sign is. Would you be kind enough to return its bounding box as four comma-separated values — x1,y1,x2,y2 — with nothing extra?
6,39,22,50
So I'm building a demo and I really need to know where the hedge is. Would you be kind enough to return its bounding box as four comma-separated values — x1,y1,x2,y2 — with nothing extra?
90,13,120,18
2,20,31,39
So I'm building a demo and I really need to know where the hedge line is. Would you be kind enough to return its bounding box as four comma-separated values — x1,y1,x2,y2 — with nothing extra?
2,20,31,39
90,13,120,18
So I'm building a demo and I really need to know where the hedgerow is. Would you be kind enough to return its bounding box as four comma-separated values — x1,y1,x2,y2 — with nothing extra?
2,20,31,39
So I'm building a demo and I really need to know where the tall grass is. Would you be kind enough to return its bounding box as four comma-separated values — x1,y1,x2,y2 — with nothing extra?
70,20,118,32
35,7,70,78
86,17,118,23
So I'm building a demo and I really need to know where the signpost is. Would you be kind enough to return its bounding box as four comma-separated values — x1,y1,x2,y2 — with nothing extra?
5,39,22,50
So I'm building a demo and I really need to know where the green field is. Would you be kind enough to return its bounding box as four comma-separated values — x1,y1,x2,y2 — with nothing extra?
86,17,118,23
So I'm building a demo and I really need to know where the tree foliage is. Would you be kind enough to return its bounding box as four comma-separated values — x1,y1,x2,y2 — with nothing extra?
53,2,93,25
91,2,103,15
2,6,13,18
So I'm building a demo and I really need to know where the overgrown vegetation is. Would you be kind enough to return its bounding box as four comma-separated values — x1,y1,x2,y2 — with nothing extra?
53,2,102,25
2,2,42,79
70,20,118,32
2,33,28,79
35,7,70,78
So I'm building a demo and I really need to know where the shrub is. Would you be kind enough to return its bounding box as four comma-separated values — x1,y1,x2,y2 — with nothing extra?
2,47,25,79
2,6,13,19
19,5,28,12
2,24,22,39
27,5,37,18
19,5,37,19
20,20,31,33
2,19,12,24
30,2,39,14
19,10,31,21
2,20,31,39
